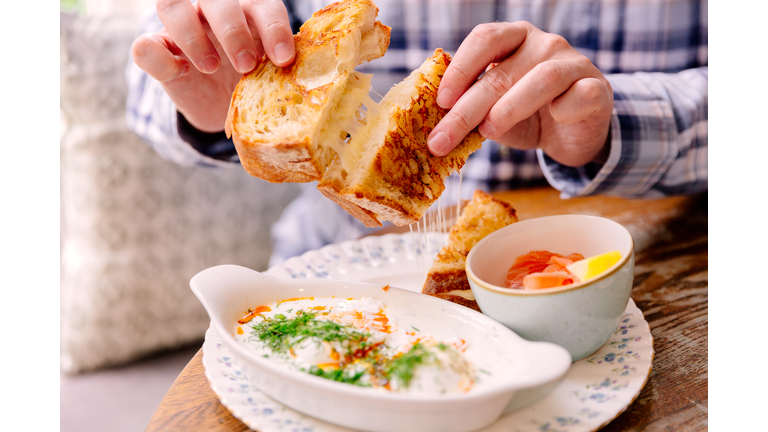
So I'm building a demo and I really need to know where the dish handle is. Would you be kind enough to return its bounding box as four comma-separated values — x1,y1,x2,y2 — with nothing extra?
502,340,571,414
190,264,282,332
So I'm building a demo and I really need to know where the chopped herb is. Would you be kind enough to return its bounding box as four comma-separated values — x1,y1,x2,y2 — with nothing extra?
309,365,369,386
437,342,448,351
479,368,491,375
411,326,421,332
250,312,370,354
384,343,434,388
274,313,286,320
286,309,293,314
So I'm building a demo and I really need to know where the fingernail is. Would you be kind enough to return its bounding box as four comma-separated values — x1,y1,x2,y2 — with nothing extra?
199,56,220,74
479,120,495,138
428,131,451,155
436,88,455,108
236,50,257,73
274,43,293,64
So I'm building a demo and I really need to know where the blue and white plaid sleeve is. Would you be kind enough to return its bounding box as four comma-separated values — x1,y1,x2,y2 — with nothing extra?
539,67,708,199
125,9,239,169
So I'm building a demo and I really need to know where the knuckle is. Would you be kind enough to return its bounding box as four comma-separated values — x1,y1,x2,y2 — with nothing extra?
513,20,535,33
572,55,597,73
450,64,474,84
542,33,570,54
470,23,501,43
447,109,475,133
531,62,561,89
479,69,512,96
184,32,209,50
261,18,286,36
219,21,249,41
577,79,603,107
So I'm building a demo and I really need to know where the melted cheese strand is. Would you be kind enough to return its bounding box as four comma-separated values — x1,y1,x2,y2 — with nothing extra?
409,223,420,275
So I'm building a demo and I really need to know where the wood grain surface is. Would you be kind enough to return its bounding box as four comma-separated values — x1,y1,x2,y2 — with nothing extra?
145,186,708,432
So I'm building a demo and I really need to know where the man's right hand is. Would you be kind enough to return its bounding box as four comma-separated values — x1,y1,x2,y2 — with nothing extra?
131,0,296,133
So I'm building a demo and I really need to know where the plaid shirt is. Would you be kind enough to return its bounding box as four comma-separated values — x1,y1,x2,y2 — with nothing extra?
126,0,708,264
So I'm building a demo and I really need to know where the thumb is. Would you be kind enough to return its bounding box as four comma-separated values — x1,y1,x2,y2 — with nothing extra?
132,32,191,82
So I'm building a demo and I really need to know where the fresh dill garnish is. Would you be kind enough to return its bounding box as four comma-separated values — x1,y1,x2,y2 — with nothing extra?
479,368,491,375
437,342,448,351
286,309,293,314
411,326,420,332
309,366,370,386
383,343,434,387
250,312,370,354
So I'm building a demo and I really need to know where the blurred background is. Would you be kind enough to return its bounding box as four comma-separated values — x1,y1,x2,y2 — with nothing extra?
59,1,300,431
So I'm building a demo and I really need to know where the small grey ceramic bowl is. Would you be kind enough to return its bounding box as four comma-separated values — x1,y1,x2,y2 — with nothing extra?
466,214,635,361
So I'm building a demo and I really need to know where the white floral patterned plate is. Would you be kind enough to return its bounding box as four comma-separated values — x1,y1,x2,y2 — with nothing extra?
201,233,654,432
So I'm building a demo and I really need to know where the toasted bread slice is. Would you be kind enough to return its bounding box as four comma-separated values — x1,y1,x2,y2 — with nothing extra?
422,190,519,311
317,49,485,227
225,0,391,183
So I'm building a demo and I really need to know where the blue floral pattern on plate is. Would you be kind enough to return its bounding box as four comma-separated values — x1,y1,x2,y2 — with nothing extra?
202,233,654,432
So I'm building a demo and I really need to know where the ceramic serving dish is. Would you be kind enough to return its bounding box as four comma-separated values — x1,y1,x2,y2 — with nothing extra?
466,214,635,361
191,264,571,432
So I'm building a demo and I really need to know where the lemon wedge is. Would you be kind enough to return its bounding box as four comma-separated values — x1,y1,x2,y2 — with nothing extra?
566,251,622,282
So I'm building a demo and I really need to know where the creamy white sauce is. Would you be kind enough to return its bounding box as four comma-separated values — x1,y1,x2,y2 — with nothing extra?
234,296,484,394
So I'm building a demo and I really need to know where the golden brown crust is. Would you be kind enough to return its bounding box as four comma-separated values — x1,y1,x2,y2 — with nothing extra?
421,190,519,311
231,135,322,183
316,159,383,227
323,49,485,226
226,0,389,183
422,268,471,295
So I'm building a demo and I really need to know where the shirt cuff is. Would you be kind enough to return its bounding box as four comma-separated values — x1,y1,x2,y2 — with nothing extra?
537,110,623,198
176,111,240,163
538,90,679,200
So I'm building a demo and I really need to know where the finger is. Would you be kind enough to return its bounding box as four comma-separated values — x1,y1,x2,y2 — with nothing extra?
198,0,259,73
132,33,191,82
157,0,221,73
430,31,576,155
244,0,295,66
549,77,612,124
436,22,530,109
429,45,550,157
481,57,598,139
428,60,520,156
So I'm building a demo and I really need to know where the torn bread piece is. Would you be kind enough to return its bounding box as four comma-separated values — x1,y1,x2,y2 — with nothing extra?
422,190,519,311
225,0,391,183
317,49,485,227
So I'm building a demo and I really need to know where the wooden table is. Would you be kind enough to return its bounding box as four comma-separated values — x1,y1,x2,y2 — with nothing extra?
145,186,708,432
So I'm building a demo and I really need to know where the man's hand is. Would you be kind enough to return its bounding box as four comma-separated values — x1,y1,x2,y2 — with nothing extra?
131,0,296,133
428,22,613,167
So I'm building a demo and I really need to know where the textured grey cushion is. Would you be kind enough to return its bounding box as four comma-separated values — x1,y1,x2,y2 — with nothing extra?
60,12,299,373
